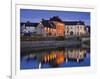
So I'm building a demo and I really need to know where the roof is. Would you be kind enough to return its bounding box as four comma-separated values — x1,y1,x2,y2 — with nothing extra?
64,21,85,25
20,22,25,26
20,21,38,27
86,25,90,27
50,16,63,22
41,19,56,28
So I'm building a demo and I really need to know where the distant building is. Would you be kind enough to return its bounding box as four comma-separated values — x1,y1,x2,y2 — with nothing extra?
64,21,88,37
20,21,38,36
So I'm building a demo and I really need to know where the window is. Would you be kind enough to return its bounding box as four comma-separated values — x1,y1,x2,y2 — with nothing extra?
77,26,79,29
71,27,72,29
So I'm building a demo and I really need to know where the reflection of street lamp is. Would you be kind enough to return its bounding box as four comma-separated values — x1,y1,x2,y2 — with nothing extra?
39,62,41,69
77,58,79,62
66,58,68,62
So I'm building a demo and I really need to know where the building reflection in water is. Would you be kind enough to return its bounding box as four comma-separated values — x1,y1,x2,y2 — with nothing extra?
64,48,86,62
21,48,89,69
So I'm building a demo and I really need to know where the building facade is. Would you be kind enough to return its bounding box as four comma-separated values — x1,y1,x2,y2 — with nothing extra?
20,21,38,36
50,16,65,37
64,21,88,37
36,16,65,37
20,17,89,37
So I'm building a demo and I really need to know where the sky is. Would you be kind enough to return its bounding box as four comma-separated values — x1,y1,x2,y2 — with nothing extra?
20,9,90,26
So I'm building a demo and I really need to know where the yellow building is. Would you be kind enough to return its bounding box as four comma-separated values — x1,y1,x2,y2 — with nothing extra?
37,16,65,37
50,16,65,36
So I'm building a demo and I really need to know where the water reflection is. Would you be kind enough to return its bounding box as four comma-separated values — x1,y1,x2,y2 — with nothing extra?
20,47,90,69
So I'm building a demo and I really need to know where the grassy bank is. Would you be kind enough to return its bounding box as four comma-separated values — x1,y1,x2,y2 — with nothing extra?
21,36,65,41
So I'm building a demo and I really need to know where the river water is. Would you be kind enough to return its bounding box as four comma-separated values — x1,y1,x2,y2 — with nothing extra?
20,46,90,69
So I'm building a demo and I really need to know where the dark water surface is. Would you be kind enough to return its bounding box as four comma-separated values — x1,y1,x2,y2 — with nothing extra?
20,46,90,69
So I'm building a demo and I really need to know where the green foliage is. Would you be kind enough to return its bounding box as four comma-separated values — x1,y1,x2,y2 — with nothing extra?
55,36,65,40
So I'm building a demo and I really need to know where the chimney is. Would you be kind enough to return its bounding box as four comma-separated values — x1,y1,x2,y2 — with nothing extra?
42,18,45,21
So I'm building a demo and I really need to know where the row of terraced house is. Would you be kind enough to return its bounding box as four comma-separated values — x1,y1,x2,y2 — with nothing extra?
20,16,90,37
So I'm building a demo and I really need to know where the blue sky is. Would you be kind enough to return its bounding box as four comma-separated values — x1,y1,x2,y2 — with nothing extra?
20,9,90,26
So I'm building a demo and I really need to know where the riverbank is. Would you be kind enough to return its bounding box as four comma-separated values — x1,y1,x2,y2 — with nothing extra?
21,40,90,53
21,35,90,53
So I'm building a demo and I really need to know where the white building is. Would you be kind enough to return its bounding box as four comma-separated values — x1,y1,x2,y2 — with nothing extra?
64,21,87,37
20,21,38,36
36,22,46,36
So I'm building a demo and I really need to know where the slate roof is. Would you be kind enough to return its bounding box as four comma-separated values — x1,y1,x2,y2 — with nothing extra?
64,21,85,25
50,16,63,22
41,20,56,28
20,21,38,27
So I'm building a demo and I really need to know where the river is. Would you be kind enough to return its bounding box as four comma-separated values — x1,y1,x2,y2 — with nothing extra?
20,45,90,69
